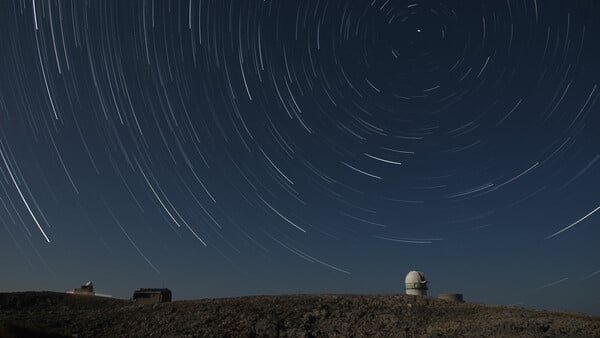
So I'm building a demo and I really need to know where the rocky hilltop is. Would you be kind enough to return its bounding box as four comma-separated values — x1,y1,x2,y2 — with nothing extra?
1,291,599,337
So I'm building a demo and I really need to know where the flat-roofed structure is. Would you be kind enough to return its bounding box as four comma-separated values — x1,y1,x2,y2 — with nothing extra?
132,288,172,304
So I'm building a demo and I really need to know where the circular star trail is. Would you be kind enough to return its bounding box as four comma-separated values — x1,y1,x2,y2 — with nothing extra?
0,0,599,311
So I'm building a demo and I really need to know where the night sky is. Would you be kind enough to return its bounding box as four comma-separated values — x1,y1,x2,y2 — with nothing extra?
1,0,599,314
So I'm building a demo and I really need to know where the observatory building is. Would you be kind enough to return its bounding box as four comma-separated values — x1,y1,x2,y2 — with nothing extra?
67,281,113,298
405,271,428,296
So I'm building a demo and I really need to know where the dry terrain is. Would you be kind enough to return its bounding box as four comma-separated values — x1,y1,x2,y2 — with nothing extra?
0,291,599,337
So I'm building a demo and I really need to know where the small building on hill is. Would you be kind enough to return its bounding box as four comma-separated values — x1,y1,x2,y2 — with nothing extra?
72,281,95,295
132,288,172,304
67,281,113,298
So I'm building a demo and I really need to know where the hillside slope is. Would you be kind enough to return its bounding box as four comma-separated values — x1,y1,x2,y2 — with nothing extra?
1,292,599,337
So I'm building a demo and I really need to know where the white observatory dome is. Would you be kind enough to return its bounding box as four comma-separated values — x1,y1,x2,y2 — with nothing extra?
405,271,428,296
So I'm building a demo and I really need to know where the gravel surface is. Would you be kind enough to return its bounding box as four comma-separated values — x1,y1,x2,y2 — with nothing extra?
1,291,599,337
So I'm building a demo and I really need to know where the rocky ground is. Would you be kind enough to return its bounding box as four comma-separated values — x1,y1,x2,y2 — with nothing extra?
0,291,599,337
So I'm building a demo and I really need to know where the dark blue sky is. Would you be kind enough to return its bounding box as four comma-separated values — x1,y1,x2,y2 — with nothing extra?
1,0,599,314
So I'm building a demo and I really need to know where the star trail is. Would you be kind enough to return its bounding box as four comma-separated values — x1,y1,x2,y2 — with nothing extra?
1,0,599,313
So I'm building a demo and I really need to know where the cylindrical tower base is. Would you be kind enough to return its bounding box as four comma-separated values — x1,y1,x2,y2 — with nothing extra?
406,288,428,296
